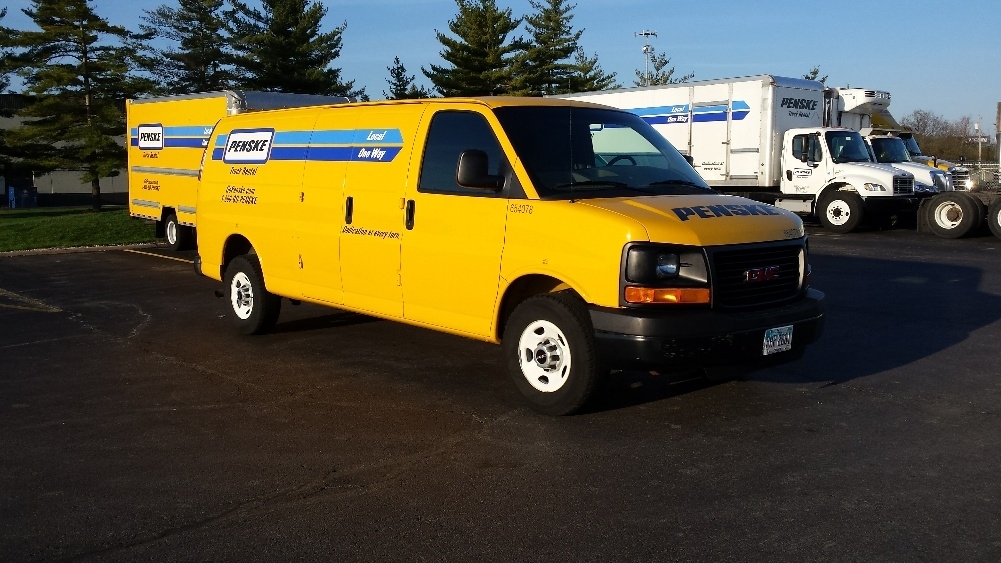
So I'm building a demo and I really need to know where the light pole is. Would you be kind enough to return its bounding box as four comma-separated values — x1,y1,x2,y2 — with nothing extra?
635,30,657,85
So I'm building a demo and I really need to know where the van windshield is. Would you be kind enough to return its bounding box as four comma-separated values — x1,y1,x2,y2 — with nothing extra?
493,106,713,200
869,137,912,163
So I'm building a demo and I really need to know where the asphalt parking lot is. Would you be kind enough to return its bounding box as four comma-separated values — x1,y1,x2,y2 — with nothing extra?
2,227,1001,561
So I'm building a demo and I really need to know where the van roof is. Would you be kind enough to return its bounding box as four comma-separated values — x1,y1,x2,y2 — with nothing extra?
226,96,612,115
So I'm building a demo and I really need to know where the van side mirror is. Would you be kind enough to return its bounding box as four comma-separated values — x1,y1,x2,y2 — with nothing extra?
683,154,694,167
456,150,503,191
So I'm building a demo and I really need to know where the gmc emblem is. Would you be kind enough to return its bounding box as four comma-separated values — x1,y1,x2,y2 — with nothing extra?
744,266,781,283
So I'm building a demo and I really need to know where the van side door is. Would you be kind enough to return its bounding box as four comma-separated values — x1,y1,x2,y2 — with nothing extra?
337,105,425,318
400,107,511,339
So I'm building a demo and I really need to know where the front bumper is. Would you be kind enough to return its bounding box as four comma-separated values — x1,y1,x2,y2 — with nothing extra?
589,289,825,370
862,195,920,213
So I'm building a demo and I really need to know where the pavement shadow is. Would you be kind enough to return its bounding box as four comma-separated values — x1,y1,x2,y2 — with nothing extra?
583,250,1000,412
269,310,381,334
748,251,1000,385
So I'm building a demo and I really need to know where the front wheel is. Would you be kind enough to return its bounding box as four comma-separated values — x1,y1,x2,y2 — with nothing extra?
223,255,281,335
502,292,607,416
818,191,864,234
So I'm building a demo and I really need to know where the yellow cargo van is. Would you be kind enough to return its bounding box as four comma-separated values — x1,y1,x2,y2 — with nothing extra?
127,91,347,250
194,97,825,415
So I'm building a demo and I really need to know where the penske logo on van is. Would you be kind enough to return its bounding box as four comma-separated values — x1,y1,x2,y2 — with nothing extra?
137,124,164,150
223,129,275,164
212,128,404,163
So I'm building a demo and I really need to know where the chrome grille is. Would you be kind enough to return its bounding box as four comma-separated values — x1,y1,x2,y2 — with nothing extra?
892,176,913,195
710,243,803,309
952,167,971,191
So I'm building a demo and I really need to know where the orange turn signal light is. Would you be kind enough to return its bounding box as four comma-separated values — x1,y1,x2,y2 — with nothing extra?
624,287,711,304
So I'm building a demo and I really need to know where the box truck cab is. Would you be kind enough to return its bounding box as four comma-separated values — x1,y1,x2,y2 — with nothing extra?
556,76,916,234
194,97,824,415
127,90,347,250
865,134,950,194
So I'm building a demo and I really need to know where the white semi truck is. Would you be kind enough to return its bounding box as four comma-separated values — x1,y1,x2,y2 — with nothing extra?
558,75,916,233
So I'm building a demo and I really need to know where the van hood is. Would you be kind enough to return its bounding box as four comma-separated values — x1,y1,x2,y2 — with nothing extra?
579,194,805,247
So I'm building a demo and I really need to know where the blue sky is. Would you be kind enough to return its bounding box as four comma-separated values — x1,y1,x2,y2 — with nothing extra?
5,0,1000,135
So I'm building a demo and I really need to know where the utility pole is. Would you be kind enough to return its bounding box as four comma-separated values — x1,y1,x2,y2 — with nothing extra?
975,119,982,162
635,30,657,86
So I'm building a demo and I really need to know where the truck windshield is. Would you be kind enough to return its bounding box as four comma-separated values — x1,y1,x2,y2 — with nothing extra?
825,131,872,164
900,135,924,157
869,137,912,163
492,106,713,199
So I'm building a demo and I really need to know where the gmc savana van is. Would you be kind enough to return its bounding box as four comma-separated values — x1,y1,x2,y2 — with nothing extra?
194,97,824,415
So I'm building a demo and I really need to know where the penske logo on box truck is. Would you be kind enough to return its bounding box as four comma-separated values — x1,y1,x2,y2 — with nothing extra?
193,97,825,415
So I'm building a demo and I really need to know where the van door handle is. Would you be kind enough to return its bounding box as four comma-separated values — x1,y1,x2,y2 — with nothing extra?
405,199,415,230
345,196,353,224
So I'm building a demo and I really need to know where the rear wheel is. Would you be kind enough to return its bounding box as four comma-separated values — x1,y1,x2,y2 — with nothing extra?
927,192,979,239
502,292,607,416
818,191,864,234
164,212,193,251
988,198,1001,240
223,255,281,335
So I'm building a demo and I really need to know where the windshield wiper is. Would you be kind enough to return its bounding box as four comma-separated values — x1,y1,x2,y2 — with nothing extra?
647,179,707,188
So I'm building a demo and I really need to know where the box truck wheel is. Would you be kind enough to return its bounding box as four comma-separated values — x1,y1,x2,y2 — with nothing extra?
502,292,607,416
224,255,281,335
818,192,863,233
988,198,1001,240
164,212,193,251
927,192,980,239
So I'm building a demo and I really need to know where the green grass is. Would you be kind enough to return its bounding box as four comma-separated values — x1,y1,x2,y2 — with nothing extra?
0,207,157,252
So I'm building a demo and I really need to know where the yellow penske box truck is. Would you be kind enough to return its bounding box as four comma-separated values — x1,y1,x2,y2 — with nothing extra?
127,90,346,250
194,97,825,415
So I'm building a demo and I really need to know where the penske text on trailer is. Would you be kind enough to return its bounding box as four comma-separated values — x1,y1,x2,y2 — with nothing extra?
193,96,825,415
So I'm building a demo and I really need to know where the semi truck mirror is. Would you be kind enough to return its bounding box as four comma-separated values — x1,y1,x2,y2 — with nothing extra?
456,150,503,190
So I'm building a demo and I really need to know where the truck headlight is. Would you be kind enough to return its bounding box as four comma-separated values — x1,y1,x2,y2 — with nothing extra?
863,183,886,192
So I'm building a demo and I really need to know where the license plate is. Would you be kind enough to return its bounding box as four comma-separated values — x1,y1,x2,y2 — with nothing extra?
763,325,793,355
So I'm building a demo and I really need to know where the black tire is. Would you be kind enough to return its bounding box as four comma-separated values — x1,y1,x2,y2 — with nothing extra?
502,291,607,416
927,192,979,239
223,255,281,335
988,198,1001,240
164,212,193,251
817,191,864,234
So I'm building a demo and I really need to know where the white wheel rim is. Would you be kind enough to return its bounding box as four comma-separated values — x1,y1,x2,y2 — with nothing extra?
230,272,254,320
825,199,851,226
993,207,1001,229
517,319,572,393
933,201,962,229
166,220,177,245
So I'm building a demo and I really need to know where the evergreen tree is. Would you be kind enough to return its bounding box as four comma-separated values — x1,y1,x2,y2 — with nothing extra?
1,0,141,209
568,47,617,92
803,65,828,84
633,51,693,87
423,0,525,97
140,0,235,94
227,0,364,98
0,8,9,94
384,56,431,100
514,0,582,96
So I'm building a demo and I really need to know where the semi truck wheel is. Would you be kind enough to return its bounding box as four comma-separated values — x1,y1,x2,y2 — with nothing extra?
223,255,281,335
164,212,193,251
818,192,863,234
927,192,979,239
988,198,1001,240
502,292,607,416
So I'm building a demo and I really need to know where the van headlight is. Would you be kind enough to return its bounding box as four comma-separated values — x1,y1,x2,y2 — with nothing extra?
623,244,710,305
